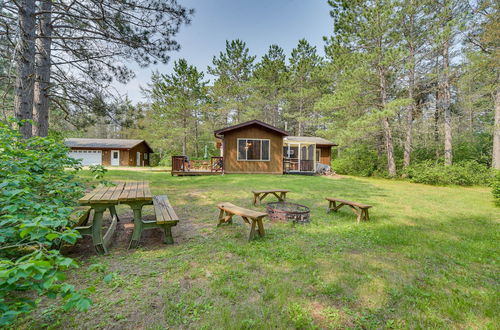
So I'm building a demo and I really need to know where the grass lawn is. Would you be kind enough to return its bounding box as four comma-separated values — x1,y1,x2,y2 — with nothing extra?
21,171,498,329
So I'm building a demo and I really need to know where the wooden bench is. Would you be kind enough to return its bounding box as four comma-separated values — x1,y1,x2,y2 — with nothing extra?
217,202,267,241
326,197,372,223
130,195,179,247
252,189,290,206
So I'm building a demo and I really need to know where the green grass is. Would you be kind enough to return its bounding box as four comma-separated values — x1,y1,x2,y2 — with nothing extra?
21,171,499,329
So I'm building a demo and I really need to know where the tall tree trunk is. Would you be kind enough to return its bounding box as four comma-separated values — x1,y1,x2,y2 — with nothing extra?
442,39,452,165
434,88,441,161
182,113,187,155
492,86,500,169
298,98,303,136
32,0,52,137
194,111,199,157
404,39,416,168
379,69,397,177
14,0,36,138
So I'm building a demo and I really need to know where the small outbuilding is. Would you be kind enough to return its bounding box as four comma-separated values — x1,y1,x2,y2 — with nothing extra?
64,138,153,166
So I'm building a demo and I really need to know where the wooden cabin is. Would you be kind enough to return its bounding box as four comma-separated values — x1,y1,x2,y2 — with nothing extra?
65,138,153,166
171,120,337,175
214,120,289,174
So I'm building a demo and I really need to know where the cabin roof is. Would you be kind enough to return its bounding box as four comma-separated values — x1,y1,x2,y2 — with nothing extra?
214,119,289,138
284,136,337,146
64,138,153,151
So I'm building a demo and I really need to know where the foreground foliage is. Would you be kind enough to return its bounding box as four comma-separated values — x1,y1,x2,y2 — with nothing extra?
0,121,90,325
19,170,499,328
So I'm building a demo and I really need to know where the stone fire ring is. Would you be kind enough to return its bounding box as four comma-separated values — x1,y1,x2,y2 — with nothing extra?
266,201,310,224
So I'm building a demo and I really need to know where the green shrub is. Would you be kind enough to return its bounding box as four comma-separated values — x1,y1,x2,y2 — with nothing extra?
332,146,380,176
0,120,91,325
404,160,492,186
492,170,500,207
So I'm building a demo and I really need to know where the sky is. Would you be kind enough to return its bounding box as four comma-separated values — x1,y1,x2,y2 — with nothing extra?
117,0,333,103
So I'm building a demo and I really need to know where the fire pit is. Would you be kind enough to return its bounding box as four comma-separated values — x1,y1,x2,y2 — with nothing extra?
266,202,310,224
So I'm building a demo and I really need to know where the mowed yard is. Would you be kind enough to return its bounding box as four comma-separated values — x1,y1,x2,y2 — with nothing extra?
21,171,498,329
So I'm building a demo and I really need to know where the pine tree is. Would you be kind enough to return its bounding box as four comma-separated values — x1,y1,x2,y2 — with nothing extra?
324,0,406,177
149,59,207,156
207,40,256,124
286,39,322,136
250,44,288,127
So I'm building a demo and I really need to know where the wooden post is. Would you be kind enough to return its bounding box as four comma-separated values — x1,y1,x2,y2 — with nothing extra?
163,225,174,244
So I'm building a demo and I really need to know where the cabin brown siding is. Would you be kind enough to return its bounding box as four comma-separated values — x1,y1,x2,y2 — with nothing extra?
318,146,332,165
223,126,284,174
127,143,151,166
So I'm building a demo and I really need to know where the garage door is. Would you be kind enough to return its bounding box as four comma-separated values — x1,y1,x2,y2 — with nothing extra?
68,150,102,166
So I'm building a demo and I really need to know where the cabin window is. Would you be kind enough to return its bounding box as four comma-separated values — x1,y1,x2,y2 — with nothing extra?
237,139,270,161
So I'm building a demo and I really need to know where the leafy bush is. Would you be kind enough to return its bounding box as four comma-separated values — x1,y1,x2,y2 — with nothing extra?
88,164,113,186
404,160,492,186
492,170,500,207
0,120,91,325
332,146,380,176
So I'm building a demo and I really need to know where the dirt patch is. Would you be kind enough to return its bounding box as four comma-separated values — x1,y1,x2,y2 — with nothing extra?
322,174,344,180
62,207,206,258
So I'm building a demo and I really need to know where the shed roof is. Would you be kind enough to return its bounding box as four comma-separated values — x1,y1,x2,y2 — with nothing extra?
64,138,153,151
284,136,337,146
214,119,289,138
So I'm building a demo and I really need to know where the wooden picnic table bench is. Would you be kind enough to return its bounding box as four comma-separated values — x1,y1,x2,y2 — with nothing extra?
326,197,372,223
129,195,180,247
217,202,267,241
78,181,152,254
252,189,290,206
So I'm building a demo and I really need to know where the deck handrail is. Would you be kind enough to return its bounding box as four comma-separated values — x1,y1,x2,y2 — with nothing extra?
171,156,223,173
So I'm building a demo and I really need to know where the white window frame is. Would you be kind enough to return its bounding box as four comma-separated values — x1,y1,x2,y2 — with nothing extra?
237,138,271,162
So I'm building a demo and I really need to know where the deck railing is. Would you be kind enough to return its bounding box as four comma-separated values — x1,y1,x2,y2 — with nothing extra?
171,156,223,173
283,159,314,173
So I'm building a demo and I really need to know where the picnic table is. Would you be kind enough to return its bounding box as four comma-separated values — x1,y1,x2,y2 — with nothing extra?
252,189,290,206
78,181,152,254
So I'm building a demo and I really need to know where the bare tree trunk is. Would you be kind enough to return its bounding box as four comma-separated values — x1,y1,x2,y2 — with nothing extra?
194,111,199,157
379,69,397,177
14,0,36,138
298,99,303,136
493,86,500,169
32,0,52,137
442,39,452,165
434,89,440,161
404,38,416,169
182,113,187,155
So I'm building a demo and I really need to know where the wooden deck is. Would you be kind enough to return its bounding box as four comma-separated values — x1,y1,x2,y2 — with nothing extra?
171,169,223,176
171,156,224,176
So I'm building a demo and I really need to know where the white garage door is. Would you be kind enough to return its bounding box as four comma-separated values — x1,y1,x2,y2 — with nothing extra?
68,150,102,166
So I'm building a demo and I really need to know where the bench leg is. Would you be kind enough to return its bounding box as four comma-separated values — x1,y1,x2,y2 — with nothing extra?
327,200,333,213
217,209,225,226
259,193,269,204
91,206,107,255
253,194,258,206
362,209,370,221
249,220,257,241
217,210,233,226
350,206,361,223
162,225,174,244
109,205,120,222
257,218,265,237
129,205,144,249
